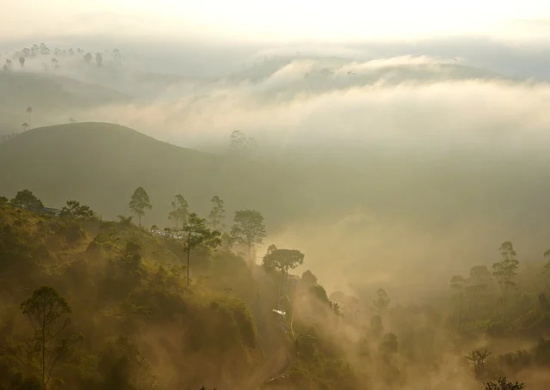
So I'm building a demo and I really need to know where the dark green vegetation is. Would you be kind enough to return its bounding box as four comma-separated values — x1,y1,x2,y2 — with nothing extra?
3,123,550,388
0,194,358,389
5,121,550,300
3,188,550,389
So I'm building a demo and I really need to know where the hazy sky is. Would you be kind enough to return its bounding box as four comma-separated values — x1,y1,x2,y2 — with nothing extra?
1,0,550,43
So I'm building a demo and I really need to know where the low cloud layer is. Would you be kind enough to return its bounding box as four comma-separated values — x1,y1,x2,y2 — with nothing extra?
63,55,550,156
4,48,550,307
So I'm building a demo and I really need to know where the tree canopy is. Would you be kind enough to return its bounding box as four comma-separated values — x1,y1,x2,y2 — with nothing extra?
129,187,152,227
183,213,222,286
168,194,188,229
492,241,519,321
20,286,72,390
262,244,304,275
230,209,266,265
60,200,95,220
208,195,225,230
11,189,44,211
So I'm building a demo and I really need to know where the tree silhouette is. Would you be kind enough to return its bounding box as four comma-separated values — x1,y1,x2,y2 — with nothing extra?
492,241,519,321
208,195,225,230
3,58,13,71
262,245,304,275
26,106,33,128
129,187,152,227
60,200,95,220
373,288,390,313
19,56,25,67
230,210,266,266
168,194,188,230
230,130,247,150
183,213,222,287
117,215,133,226
20,286,73,390
11,189,43,211
466,348,491,379
485,377,524,390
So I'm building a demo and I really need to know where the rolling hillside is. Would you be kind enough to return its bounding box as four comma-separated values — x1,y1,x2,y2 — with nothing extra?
2,121,550,240
0,122,304,228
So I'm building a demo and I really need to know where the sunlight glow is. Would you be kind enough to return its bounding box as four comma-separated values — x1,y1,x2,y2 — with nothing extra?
1,0,549,42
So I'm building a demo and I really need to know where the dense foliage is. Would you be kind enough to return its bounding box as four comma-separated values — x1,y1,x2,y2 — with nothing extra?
2,189,550,389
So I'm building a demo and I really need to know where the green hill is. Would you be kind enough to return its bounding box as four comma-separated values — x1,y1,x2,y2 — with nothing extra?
0,200,354,389
3,121,550,241
0,122,303,229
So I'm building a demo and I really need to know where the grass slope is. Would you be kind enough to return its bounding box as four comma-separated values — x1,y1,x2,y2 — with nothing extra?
0,122,302,228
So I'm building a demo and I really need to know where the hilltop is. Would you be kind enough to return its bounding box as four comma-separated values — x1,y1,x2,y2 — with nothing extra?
0,122,304,228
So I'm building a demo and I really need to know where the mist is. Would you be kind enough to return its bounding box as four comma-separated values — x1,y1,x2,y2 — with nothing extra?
2,11,550,388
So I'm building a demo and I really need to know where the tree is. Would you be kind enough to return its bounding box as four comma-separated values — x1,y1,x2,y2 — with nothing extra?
3,58,13,72
59,200,95,220
465,265,493,318
492,241,519,321
129,187,152,227
20,286,73,390
230,130,247,150
208,195,225,230
39,42,50,55
229,130,257,155
301,270,318,287
466,348,491,379
183,213,222,287
83,52,92,64
485,377,525,390
21,122,29,131
117,215,133,226
168,194,188,229
19,56,25,67
379,332,398,356
230,210,266,266
26,106,33,128
11,189,43,211
262,245,304,275
373,288,390,313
